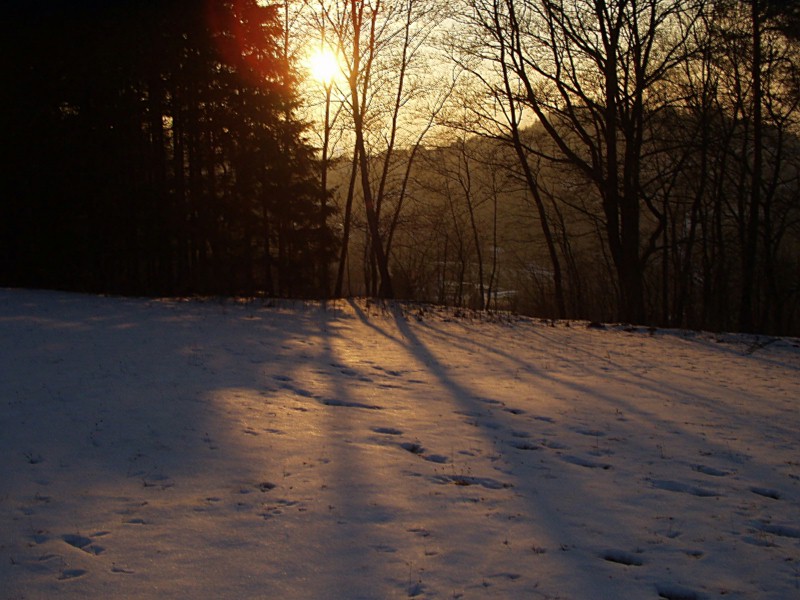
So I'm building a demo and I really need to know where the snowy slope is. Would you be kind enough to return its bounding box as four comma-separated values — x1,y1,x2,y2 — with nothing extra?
1,289,798,599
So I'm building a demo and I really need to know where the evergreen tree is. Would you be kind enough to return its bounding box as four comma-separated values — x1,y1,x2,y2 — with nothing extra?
1,0,336,297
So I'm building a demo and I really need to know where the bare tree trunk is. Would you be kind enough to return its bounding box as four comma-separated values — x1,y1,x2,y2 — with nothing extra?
335,147,360,297
348,0,393,297
740,0,762,332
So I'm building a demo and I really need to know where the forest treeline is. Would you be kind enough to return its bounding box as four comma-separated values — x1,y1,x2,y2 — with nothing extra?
3,1,800,335
2,0,335,297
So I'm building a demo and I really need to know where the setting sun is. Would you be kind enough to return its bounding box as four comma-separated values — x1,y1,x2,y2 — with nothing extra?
307,47,340,84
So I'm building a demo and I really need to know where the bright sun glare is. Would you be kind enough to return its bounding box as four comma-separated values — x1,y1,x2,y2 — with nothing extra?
307,48,340,84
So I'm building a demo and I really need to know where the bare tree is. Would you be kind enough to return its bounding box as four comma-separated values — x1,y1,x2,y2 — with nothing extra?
458,0,704,323
300,0,448,298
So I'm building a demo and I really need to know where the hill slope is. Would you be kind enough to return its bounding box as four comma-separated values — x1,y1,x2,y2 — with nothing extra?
1,289,799,599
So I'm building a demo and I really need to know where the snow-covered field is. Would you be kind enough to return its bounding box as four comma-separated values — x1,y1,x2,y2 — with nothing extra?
1,288,799,599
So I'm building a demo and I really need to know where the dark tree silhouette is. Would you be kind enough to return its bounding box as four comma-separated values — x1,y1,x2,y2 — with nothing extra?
2,0,336,297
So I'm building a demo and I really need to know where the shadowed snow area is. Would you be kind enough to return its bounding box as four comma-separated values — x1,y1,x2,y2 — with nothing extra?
1,289,799,599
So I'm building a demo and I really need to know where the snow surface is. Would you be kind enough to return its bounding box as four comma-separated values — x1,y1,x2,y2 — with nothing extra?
1,288,799,599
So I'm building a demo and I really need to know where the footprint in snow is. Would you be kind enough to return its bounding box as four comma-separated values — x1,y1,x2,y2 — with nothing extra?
742,535,778,547
601,549,644,566
31,531,49,544
575,428,606,437
260,498,305,519
111,564,135,574
561,455,612,470
750,486,781,500
431,474,512,489
377,382,401,389
754,522,800,538
424,454,449,464
58,569,88,581
508,440,540,451
454,409,485,418
143,473,175,489
407,527,431,537
656,583,703,600
373,427,403,435
24,451,44,464
541,439,569,450
692,464,732,477
486,572,522,581
650,479,720,497
397,440,450,463
472,397,503,408
401,442,424,454
322,399,383,410
290,386,315,398
62,533,106,555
